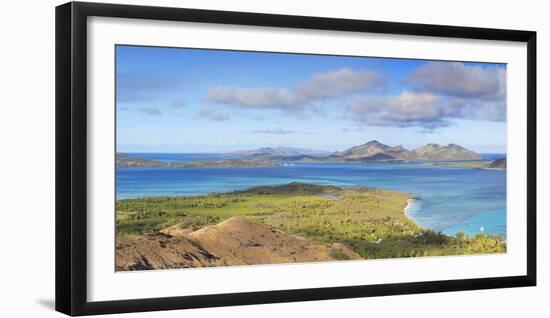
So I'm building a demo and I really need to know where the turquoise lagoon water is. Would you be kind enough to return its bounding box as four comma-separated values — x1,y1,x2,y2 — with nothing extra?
116,154,506,237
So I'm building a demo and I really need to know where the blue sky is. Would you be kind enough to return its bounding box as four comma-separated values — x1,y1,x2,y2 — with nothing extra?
116,45,506,153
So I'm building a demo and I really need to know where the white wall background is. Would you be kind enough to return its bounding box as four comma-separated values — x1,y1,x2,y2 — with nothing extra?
0,0,546,317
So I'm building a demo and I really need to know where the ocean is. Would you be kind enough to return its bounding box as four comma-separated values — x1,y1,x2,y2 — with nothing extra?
116,153,506,237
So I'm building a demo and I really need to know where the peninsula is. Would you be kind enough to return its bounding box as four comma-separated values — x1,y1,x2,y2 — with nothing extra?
116,153,276,168
116,183,506,270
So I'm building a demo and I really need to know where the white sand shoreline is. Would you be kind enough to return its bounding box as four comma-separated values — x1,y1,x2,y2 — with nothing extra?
403,197,424,229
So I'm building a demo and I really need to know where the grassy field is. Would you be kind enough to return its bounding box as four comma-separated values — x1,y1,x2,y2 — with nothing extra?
116,183,506,259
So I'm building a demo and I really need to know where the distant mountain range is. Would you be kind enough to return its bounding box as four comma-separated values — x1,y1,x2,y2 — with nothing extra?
230,140,482,162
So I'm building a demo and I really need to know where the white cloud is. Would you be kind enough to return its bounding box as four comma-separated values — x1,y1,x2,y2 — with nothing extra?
294,68,387,99
206,86,299,110
408,61,505,100
205,67,387,115
347,91,455,129
202,62,506,128
347,84,506,130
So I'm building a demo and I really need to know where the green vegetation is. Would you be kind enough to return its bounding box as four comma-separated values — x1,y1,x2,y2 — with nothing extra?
432,158,506,170
116,183,506,259
116,153,276,168
432,161,491,168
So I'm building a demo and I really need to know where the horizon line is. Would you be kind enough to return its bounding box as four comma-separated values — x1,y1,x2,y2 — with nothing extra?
117,140,506,154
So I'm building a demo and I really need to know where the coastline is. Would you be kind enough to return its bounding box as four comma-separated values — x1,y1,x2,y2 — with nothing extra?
115,182,506,270
402,196,506,238
403,197,418,221
431,160,506,170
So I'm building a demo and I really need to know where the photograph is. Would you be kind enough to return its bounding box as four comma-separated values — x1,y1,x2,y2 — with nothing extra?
0,0,544,317
115,45,507,271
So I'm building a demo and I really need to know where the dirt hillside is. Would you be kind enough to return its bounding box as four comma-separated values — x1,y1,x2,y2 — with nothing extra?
116,217,361,271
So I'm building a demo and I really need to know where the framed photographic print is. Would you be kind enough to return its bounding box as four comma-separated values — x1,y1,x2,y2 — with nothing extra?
55,1,536,316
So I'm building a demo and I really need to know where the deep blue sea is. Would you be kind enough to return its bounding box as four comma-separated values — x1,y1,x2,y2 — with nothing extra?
116,153,506,237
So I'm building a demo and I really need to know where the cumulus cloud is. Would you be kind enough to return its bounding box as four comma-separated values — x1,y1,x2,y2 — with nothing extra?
294,68,387,99
347,91,456,129
408,62,506,100
206,87,298,109
345,62,507,129
196,106,230,121
347,92,506,130
139,107,162,116
250,128,296,135
446,96,506,122
409,62,507,123
205,67,387,114
201,62,505,129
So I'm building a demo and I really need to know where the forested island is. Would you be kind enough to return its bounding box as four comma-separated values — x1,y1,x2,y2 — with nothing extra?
117,140,499,169
432,158,506,170
224,140,483,162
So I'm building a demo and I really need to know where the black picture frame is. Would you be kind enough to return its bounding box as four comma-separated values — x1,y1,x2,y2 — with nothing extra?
55,1,537,316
